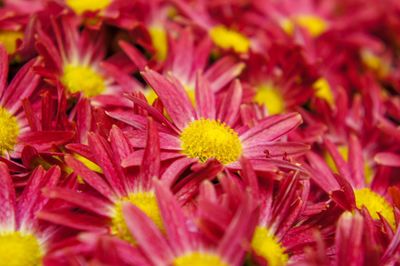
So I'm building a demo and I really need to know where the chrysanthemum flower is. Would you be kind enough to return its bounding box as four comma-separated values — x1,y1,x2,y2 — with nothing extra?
306,135,397,230
35,15,133,107
120,28,244,104
0,162,62,266
116,69,307,186
170,0,252,54
243,45,317,115
38,121,165,245
196,158,313,266
121,180,258,266
0,46,40,156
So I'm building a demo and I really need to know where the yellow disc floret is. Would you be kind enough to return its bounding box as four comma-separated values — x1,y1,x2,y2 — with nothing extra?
251,226,288,266
281,15,328,37
65,0,111,15
111,191,163,244
61,64,106,98
254,83,285,115
313,78,334,106
0,107,19,154
0,231,43,266
210,25,250,53
180,119,242,165
0,30,24,54
149,26,168,62
173,252,229,266
354,188,395,228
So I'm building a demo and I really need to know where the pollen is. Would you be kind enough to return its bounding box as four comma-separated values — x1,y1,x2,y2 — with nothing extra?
251,226,288,266
65,0,111,15
149,26,168,61
209,25,250,53
0,231,43,266
254,83,285,115
0,30,24,54
61,64,106,98
0,107,19,154
313,78,334,106
111,191,163,244
180,119,243,165
173,252,228,266
354,188,395,228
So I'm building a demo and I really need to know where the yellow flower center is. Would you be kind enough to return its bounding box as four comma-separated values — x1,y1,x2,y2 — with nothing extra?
0,231,43,266
282,15,328,37
251,226,288,266
111,191,163,244
180,119,242,165
313,78,334,106
354,188,395,228
149,26,168,62
173,252,228,266
65,0,111,15
209,25,250,53
0,30,24,54
61,64,106,98
254,83,285,115
361,50,390,78
0,107,19,154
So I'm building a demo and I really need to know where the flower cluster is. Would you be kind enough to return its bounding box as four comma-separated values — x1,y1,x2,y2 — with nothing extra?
0,0,399,265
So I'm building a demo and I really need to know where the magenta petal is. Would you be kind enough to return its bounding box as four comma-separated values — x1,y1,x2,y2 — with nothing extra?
195,73,216,119
142,68,195,130
140,118,161,190
42,187,111,217
155,181,194,253
217,80,243,126
65,155,114,198
241,113,302,144
0,163,16,229
374,152,400,167
123,203,173,265
0,45,8,97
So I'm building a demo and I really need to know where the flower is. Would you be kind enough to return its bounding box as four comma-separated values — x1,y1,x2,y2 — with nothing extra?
0,162,62,266
115,69,307,187
121,180,258,266
38,120,164,245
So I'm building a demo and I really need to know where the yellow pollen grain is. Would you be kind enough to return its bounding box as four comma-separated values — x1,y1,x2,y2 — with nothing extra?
111,191,163,244
0,231,43,266
254,83,285,115
313,78,334,106
149,26,168,62
0,107,19,154
61,64,106,98
251,226,288,266
65,0,111,15
0,30,24,54
180,119,242,165
173,252,229,266
354,188,395,229
209,25,250,53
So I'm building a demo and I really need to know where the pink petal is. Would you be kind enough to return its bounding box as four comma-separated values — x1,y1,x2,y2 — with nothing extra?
195,73,216,119
241,113,302,144
0,163,16,230
142,68,195,130
374,152,400,167
140,118,160,190
217,80,243,126
123,203,173,265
